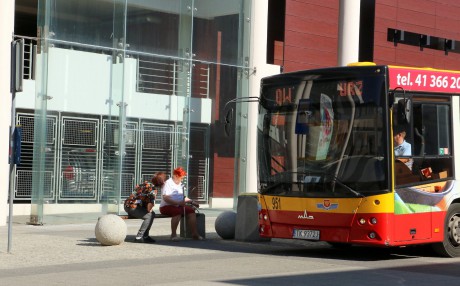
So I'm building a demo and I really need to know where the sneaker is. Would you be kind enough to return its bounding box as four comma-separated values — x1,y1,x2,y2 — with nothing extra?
133,237,156,243
193,235,204,241
171,236,180,242
133,237,144,243
143,236,156,243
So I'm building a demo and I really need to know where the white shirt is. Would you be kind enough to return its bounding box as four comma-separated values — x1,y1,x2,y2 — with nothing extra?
394,140,413,170
159,178,184,207
394,140,411,156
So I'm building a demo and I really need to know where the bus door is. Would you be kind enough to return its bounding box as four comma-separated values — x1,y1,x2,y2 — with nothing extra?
392,93,453,242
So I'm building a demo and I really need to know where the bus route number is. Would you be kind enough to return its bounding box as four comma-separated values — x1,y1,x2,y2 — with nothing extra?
272,197,281,210
275,87,292,106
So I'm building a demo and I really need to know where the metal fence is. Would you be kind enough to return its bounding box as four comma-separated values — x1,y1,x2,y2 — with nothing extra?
14,36,211,101
13,111,210,204
136,55,210,98
14,35,37,80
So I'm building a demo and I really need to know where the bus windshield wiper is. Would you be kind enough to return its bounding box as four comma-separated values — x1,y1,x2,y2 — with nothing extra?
331,176,364,198
260,181,288,193
309,169,364,198
260,171,301,193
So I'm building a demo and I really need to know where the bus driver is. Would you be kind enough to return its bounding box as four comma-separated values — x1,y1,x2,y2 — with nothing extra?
394,129,413,170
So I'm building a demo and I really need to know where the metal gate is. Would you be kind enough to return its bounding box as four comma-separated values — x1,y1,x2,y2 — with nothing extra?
59,117,100,200
101,119,139,200
139,122,174,198
14,112,57,201
13,112,210,204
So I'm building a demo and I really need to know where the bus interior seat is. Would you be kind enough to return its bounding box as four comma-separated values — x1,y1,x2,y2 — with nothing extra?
395,160,420,185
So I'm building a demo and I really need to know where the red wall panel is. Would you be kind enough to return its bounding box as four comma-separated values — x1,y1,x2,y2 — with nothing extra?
291,0,338,9
212,154,234,198
283,0,339,72
283,0,460,72
374,0,460,69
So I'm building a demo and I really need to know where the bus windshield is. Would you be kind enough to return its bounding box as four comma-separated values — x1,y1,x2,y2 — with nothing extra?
258,71,389,198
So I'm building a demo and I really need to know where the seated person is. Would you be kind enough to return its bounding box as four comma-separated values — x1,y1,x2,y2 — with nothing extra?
159,167,203,241
124,181,157,243
394,129,413,170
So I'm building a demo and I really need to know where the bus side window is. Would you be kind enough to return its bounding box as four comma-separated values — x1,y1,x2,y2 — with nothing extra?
412,104,424,156
412,102,452,182
393,97,413,158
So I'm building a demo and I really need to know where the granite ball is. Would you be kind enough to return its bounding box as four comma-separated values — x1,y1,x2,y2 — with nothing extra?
215,211,237,239
95,214,127,246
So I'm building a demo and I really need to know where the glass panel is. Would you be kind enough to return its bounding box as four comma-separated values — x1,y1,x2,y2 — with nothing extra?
47,0,116,49
30,0,53,225
233,0,252,207
126,0,183,58
33,0,128,221
421,104,451,156
193,0,245,66
32,0,252,221
234,72,250,205
173,0,193,192
105,0,128,215
396,99,453,187
437,105,450,153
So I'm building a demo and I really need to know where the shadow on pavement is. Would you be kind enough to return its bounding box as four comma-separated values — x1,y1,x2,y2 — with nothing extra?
73,231,444,262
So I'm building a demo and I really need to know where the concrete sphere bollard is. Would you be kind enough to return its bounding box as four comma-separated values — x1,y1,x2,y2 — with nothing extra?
215,210,237,239
95,214,127,246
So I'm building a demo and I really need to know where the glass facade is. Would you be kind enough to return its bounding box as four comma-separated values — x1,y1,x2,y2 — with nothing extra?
30,0,252,223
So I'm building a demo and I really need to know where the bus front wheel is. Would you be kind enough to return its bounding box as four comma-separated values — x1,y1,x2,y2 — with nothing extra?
432,203,460,257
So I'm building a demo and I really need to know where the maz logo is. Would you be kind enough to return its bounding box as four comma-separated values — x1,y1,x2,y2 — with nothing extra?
316,200,338,210
298,210,314,219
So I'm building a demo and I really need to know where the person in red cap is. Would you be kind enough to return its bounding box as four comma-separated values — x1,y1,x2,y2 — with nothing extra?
159,167,203,241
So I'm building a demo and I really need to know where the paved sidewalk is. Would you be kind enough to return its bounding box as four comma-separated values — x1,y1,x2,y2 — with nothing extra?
3,208,458,286
0,208,229,269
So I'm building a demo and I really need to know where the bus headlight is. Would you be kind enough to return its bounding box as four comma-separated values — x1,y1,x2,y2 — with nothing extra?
368,232,376,239
259,211,269,221
370,217,377,225
358,218,366,225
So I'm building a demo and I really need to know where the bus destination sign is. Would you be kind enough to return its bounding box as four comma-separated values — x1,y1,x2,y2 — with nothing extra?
389,67,460,94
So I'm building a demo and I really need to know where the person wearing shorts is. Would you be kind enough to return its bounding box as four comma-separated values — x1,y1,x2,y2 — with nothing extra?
159,167,203,241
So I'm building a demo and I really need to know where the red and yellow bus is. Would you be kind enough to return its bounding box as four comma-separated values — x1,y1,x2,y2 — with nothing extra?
257,64,460,257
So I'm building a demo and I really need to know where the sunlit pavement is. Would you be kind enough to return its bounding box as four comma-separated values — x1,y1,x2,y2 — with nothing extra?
1,209,460,286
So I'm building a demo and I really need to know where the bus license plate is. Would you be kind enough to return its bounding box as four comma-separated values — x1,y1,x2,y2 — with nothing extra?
293,229,320,240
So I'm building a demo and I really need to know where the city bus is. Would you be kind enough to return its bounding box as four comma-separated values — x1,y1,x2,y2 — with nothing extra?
256,64,460,257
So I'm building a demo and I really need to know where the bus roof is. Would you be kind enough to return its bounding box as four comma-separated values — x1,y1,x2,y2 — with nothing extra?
261,65,460,95
261,65,386,85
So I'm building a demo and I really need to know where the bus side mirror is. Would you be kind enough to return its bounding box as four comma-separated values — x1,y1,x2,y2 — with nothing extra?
222,96,259,137
224,108,233,137
396,98,411,125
